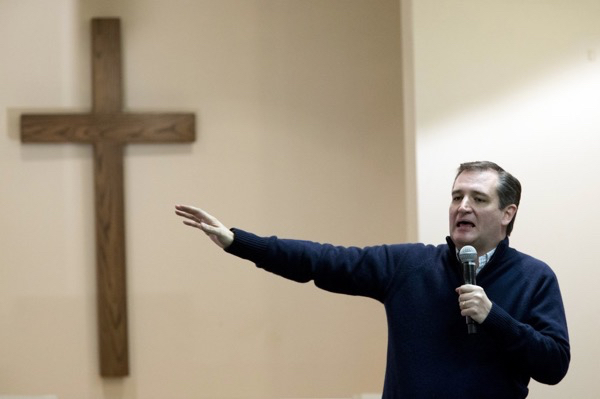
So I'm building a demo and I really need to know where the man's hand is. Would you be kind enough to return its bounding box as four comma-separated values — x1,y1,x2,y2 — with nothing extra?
456,284,493,324
175,205,234,249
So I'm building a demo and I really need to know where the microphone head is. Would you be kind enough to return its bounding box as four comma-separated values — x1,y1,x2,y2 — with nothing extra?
459,245,477,263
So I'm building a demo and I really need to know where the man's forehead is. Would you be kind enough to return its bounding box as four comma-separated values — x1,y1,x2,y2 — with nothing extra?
452,169,499,193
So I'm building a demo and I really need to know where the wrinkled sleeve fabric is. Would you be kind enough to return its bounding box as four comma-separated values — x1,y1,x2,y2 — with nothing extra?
225,228,405,302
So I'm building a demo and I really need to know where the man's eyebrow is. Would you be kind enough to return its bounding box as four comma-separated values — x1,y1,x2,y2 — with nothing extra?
451,189,491,198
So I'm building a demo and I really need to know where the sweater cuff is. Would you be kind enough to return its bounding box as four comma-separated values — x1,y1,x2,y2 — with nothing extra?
481,301,521,344
224,228,269,263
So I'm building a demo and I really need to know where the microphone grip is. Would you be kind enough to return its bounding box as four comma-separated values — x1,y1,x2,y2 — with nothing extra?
463,261,477,334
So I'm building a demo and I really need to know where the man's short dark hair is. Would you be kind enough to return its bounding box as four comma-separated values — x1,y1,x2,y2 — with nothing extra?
455,161,521,236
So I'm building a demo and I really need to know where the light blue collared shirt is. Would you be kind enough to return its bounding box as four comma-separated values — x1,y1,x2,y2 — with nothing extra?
476,248,496,275
456,247,497,276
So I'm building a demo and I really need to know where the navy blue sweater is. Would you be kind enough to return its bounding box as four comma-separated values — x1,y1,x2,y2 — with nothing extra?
226,229,570,398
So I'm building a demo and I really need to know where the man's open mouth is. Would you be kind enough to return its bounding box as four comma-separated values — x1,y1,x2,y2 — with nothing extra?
456,221,475,228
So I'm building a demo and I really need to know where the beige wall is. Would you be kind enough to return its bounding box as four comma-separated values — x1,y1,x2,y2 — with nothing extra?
1,1,407,398
412,1,600,398
6,1,595,398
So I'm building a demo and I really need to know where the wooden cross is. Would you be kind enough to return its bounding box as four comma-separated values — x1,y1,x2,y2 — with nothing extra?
20,18,195,377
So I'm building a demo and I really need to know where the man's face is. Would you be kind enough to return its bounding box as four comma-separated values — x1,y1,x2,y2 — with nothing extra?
449,169,516,255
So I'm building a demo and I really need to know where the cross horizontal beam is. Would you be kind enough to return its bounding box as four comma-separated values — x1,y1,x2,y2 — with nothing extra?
21,113,194,143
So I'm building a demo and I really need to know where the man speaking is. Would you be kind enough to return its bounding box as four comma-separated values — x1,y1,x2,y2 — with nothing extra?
175,161,570,398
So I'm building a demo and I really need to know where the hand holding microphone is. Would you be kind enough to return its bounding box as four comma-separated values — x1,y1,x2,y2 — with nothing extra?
459,246,478,334
457,246,493,334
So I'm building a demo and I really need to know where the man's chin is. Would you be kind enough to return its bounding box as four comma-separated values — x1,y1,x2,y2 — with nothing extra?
451,234,474,248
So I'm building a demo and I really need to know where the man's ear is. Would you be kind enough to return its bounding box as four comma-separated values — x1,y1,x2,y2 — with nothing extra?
502,204,518,226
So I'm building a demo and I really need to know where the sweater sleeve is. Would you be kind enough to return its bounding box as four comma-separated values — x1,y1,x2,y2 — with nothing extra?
482,268,570,385
225,228,403,302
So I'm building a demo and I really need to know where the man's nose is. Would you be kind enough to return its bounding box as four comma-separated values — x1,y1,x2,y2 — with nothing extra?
458,197,472,212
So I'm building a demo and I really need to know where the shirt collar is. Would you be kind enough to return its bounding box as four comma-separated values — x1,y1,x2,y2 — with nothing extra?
455,247,497,275
476,248,496,274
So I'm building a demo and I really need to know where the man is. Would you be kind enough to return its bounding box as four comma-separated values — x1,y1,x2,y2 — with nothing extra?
175,161,570,398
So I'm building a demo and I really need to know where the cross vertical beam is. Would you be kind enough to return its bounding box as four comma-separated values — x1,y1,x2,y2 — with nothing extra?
20,18,196,377
95,140,128,376
92,18,122,113
92,18,129,378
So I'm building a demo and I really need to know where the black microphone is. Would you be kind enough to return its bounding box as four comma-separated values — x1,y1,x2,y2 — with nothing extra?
459,245,477,334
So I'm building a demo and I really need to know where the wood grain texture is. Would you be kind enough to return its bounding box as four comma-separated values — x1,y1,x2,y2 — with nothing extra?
92,18,122,113
21,113,195,143
94,141,128,377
